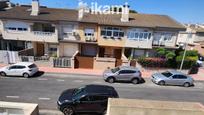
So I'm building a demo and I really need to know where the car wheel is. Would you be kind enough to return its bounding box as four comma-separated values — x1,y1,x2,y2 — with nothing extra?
62,107,74,115
0,72,6,76
158,81,165,86
107,77,115,83
132,78,139,84
23,73,30,78
183,82,190,87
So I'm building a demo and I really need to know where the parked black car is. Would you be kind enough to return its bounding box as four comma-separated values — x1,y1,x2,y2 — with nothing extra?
57,85,119,115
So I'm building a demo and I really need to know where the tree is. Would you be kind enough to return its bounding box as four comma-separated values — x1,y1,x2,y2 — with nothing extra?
130,10,138,13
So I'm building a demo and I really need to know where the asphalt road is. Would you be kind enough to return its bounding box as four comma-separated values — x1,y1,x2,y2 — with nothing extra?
0,72,204,114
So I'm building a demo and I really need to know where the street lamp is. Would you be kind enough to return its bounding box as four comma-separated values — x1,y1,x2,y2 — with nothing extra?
179,32,191,70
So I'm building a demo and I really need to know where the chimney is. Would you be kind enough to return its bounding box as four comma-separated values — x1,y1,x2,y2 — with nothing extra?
31,0,40,16
78,1,86,20
121,3,130,22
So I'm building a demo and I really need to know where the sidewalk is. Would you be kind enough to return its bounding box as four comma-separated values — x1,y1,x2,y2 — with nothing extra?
0,63,203,81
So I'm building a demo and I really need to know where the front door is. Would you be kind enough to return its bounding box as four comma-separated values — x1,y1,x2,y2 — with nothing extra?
117,70,133,81
36,43,44,56
114,49,122,59
6,66,17,76
75,95,99,113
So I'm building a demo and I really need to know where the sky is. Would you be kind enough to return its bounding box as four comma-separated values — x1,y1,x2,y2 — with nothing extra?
10,0,204,24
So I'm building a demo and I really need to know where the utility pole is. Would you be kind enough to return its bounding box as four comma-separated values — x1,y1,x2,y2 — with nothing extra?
180,32,191,70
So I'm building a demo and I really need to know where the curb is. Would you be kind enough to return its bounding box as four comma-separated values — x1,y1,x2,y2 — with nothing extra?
44,72,102,77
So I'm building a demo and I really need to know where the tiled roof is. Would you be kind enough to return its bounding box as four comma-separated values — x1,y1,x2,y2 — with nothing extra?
0,6,185,30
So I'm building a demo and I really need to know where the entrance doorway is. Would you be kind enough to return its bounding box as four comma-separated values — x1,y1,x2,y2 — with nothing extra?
36,43,44,56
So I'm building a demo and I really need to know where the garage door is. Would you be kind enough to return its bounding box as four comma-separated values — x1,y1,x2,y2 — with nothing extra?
63,43,78,57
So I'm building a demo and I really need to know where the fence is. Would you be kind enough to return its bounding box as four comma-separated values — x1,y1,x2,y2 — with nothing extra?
53,58,72,68
19,56,35,62
0,50,19,64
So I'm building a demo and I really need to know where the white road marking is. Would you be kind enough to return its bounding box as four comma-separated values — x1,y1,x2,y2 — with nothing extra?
1,77,10,79
38,97,51,100
57,79,65,82
6,96,19,99
38,78,48,81
18,78,27,80
73,80,83,83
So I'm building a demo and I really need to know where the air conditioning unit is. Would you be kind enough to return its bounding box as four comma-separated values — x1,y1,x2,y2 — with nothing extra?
72,31,78,36
86,36,90,41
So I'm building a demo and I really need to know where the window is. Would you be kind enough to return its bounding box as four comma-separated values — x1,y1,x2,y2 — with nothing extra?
111,67,120,73
101,27,124,38
16,66,26,69
84,28,94,36
80,96,89,101
28,64,37,68
172,75,187,79
9,66,17,70
188,33,193,38
119,70,135,74
89,95,108,102
127,31,152,41
163,33,173,41
6,27,28,31
161,71,173,78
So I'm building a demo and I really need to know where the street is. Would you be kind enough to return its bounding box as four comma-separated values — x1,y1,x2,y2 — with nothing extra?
0,73,204,114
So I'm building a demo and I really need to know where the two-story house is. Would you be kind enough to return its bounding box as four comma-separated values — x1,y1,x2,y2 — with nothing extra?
0,0,185,69
178,24,204,56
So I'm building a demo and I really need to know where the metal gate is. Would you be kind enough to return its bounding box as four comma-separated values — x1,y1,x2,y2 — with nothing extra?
0,50,19,64
53,58,72,68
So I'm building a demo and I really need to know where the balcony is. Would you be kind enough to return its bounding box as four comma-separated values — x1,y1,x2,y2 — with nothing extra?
85,36,97,42
33,31,54,36
152,40,165,46
62,32,80,41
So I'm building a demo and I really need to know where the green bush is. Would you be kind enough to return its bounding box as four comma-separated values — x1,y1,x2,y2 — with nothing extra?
176,56,198,69
166,51,176,60
137,57,168,68
179,50,198,57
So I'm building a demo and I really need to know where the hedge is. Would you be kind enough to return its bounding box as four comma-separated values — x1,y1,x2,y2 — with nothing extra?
137,57,197,69
137,57,168,68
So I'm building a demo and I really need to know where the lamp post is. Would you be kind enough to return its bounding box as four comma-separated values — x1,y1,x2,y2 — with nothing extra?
180,32,191,70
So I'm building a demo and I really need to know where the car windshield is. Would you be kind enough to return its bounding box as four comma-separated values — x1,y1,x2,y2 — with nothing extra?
111,67,120,73
161,71,173,78
73,86,85,96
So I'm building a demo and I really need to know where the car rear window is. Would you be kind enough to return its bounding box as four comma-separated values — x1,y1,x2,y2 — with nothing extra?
28,64,37,68
162,71,173,78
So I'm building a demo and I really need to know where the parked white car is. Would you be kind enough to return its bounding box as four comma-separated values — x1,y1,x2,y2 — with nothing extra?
0,62,39,78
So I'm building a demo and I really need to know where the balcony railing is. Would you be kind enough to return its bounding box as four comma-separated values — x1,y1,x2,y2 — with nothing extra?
62,32,80,41
33,31,54,36
85,36,97,42
152,40,165,46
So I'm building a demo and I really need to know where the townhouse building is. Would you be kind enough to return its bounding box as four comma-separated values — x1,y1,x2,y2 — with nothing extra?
0,0,185,69
177,24,204,56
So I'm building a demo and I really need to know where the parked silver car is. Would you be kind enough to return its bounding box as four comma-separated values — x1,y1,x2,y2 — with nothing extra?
151,71,194,87
0,62,39,78
103,66,142,84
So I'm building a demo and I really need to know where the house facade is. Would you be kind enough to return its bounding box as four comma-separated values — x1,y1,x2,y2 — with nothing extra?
177,24,204,56
0,0,186,69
